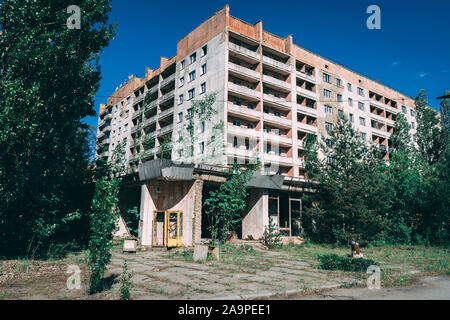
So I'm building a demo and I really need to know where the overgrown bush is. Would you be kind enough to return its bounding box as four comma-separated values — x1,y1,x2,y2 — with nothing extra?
119,260,133,300
263,221,282,249
318,253,377,272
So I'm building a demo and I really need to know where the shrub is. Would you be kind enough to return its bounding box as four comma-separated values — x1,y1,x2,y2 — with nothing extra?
263,221,282,249
119,260,133,300
318,253,377,272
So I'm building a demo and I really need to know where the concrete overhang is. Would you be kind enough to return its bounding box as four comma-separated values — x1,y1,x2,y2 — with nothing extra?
246,173,285,190
138,159,195,182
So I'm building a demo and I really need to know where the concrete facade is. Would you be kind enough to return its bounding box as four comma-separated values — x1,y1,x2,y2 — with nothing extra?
96,5,423,247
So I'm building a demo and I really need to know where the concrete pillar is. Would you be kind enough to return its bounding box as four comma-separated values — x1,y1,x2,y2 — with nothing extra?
140,182,153,246
192,179,204,244
242,188,269,239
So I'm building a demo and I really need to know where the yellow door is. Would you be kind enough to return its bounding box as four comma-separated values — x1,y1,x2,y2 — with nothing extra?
166,211,183,248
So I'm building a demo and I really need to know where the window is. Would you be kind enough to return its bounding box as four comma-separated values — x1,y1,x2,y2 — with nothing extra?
349,113,354,122
233,120,241,127
179,77,184,87
348,83,352,92
123,124,128,132
402,105,407,114
336,79,341,87
325,105,332,114
248,103,255,109
411,109,415,117
177,149,183,158
337,94,342,102
324,89,331,98
411,122,415,129
358,102,365,111
188,89,195,100
233,100,241,106
361,133,366,140
338,109,344,118
201,64,207,75
199,142,204,154
274,111,281,117
189,71,196,82
263,108,269,114
178,94,183,105
359,117,366,126
248,123,254,129
348,98,353,106
178,112,183,123
357,87,364,96
180,60,185,70
189,53,196,64
233,137,238,148
325,122,333,132
323,73,330,83
201,45,207,56
200,121,205,133
187,108,193,118
200,82,206,94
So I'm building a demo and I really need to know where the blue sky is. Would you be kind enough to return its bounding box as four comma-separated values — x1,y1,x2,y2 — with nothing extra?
85,0,450,127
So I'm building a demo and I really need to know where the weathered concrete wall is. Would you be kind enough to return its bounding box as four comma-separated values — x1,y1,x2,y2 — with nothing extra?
242,188,268,240
139,179,199,247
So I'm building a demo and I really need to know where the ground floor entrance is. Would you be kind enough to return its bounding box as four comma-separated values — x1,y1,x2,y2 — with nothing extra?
152,211,183,248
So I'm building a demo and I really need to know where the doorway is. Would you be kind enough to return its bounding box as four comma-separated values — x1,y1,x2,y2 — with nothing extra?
152,211,183,248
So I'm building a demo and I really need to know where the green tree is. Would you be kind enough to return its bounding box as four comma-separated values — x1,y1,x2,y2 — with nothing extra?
204,161,260,243
0,0,115,255
303,115,390,244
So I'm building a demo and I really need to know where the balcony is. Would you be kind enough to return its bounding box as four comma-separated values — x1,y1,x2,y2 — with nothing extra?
371,126,388,138
263,132,292,145
263,75,291,91
133,93,144,105
228,82,260,100
227,147,259,160
263,93,290,109
228,103,261,120
160,89,175,105
229,62,260,80
227,124,260,139
103,113,112,121
263,113,291,128
229,42,260,61
142,115,158,128
296,70,315,83
263,153,293,165
158,124,174,136
160,74,175,89
296,86,317,100
262,56,291,73
297,121,318,133
159,107,174,120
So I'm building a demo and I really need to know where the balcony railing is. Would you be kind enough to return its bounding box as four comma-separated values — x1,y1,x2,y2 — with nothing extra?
262,55,291,72
227,124,260,139
297,121,318,133
263,113,291,127
159,107,174,120
295,70,315,82
228,103,261,120
229,42,260,61
160,74,175,88
142,115,158,128
227,147,259,159
263,93,290,108
263,75,291,91
263,153,293,165
263,132,292,145
158,124,174,136
296,86,317,100
160,90,175,104
228,82,260,100
229,62,260,79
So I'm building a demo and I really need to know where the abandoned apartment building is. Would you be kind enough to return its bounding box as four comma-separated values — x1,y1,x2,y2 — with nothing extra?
95,5,418,248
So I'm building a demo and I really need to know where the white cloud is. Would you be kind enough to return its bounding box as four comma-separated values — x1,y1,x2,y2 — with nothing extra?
418,72,428,78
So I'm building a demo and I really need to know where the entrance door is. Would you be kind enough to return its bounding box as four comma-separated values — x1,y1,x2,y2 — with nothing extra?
290,199,302,237
153,211,165,247
268,197,279,228
166,211,183,248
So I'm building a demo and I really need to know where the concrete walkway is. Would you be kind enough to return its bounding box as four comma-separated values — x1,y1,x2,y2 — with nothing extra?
279,276,450,300
108,247,363,300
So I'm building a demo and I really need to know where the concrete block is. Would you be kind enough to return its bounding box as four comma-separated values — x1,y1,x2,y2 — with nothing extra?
193,245,209,262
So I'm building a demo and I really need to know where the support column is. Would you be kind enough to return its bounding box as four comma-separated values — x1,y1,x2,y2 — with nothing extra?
192,179,204,245
140,182,153,246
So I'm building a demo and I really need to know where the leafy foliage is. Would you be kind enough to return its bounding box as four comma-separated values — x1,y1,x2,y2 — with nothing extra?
204,161,260,243
263,220,282,249
303,115,390,244
119,260,133,300
318,253,377,272
0,0,115,256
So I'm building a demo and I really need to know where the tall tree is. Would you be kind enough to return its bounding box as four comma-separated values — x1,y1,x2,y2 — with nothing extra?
303,115,390,244
414,90,443,164
0,1,115,255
